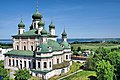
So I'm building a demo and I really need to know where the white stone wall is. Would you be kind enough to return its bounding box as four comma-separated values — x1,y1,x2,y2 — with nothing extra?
37,53,52,58
4,55,33,70
40,58,53,71
31,65,70,80
47,37,57,41
13,37,41,51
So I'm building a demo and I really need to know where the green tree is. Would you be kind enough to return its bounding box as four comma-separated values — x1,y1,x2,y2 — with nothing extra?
105,51,120,80
0,60,4,68
71,46,73,51
77,47,81,52
85,56,95,70
15,68,31,80
0,67,9,79
96,60,114,80
73,51,79,56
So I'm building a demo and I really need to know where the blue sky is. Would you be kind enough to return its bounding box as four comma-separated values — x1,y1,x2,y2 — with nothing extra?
0,0,120,39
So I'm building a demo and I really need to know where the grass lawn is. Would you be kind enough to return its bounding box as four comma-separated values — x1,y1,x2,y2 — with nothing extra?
49,62,83,80
62,71,96,80
71,43,120,50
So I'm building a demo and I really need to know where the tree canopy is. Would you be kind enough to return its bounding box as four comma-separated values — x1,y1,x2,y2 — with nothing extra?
14,68,31,80
96,60,114,80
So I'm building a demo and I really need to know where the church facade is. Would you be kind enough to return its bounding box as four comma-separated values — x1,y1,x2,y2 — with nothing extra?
4,5,72,79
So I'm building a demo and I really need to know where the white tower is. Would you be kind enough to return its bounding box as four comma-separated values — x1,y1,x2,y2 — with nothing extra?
32,2,42,29
49,21,55,35
18,19,25,34
62,29,67,42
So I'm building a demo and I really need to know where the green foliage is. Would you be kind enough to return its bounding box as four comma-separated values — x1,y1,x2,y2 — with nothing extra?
0,60,4,68
73,50,79,56
62,71,96,80
0,60,9,79
71,46,73,51
85,56,95,70
14,68,31,80
105,51,120,79
85,46,120,80
77,47,81,52
0,67,8,77
0,43,12,49
96,60,114,80
71,43,120,51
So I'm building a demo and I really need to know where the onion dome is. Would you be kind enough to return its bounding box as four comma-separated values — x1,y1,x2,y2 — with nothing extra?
41,27,47,35
38,19,45,27
18,19,25,28
62,29,67,38
49,21,55,29
32,8,42,20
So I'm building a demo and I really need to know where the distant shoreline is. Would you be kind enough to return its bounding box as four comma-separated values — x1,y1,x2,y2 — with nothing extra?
0,38,120,44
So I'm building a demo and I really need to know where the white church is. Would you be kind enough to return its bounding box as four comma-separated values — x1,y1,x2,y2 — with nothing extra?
4,2,72,79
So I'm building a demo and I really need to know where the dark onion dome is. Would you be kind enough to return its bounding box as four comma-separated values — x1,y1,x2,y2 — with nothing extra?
38,19,45,26
41,27,47,35
62,29,67,38
32,9,42,19
18,19,25,28
49,21,55,29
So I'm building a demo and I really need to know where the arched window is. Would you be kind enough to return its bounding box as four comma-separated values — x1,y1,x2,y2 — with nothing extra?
24,46,26,50
16,45,19,50
29,61,31,68
19,30,20,34
16,60,18,66
57,59,59,64
34,23,36,28
49,61,51,68
13,59,14,66
44,62,47,68
24,61,26,67
31,46,33,51
66,55,68,59
38,62,40,68
9,59,11,66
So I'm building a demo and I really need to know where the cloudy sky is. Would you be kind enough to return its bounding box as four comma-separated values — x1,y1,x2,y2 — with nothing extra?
0,0,120,39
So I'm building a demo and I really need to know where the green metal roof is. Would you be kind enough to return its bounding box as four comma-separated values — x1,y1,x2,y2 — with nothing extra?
31,69,52,74
4,50,33,56
61,41,71,49
48,39,63,51
37,43,52,53
12,29,39,37
22,29,37,35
